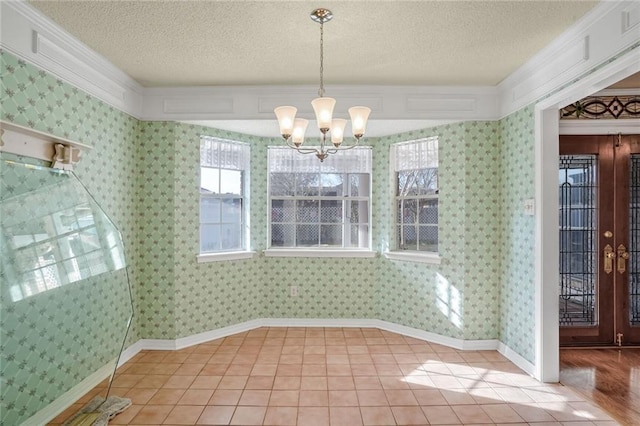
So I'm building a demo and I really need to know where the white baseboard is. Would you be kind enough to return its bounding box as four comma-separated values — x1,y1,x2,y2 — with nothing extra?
498,341,536,376
21,360,115,426
175,318,265,349
27,318,536,425
138,338,177,351
371,319,477,350
262,318,376,329
117,339,145,367
126,318,531,376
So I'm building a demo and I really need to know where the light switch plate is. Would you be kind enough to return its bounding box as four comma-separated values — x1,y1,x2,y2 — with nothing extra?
524,198,535,215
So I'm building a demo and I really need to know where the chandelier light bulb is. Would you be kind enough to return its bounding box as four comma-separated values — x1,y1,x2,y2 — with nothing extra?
348,106,371,138
291,118,309,147
330,119,347,147
274,106,297,138
311,97,336,131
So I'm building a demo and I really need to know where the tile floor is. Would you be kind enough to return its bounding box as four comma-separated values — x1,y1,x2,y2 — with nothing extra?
49,328,618,425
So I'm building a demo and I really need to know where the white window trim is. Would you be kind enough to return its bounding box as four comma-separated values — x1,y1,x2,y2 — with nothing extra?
264,248,376,258
199,137,250,255
384,251,441,265
390,137,439,253
197,250,257,263
267,146,373,250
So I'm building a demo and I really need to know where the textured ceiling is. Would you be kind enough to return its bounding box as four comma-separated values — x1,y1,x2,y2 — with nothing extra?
29,1,599,88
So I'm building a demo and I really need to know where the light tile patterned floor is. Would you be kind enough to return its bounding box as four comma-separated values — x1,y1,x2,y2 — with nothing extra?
49,328,618,425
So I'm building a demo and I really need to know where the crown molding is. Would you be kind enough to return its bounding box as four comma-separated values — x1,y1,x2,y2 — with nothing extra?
0,1,144,117
140,84,500,122
559,118,640,135
498,1,640,118
593,88,639,96
1,1,637,126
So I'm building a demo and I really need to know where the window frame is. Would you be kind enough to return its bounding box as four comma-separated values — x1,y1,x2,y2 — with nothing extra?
198,136,253,261
389,137,441,262
266,146,373,254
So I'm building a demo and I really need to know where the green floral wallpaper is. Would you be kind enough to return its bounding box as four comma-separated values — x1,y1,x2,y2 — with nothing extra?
374,122,501,340
137,121,176,339
1,50,140,422
1,50,141,344
463,121,501,340
255,135,377,324
498,106,536,363
172,124,377,337
1,48,539,422
0,158,132,425
174,125,267,337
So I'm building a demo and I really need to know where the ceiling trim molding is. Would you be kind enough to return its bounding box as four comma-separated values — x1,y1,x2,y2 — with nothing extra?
498,0,640,118
593,88,640,96
0,1,144,117
559,119,640,135
1,1,637,126
140,85,500,122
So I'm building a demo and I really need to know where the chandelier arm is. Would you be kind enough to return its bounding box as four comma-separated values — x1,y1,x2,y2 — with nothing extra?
333,141,359,151
297,148,322,156
284,139,319,155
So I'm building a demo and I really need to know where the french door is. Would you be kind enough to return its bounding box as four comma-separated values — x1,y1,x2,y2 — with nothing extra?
559,134,640,346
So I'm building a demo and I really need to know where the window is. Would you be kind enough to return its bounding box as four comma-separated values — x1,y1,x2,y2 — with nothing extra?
393,137,439,252
200,137,249,253
268,147,371,249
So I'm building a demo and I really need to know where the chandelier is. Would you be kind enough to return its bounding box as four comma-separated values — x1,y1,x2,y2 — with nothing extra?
274,8,371,162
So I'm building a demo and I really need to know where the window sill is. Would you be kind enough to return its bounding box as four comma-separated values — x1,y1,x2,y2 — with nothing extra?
264,249,377,258
384,251,441,265
197,251,256,263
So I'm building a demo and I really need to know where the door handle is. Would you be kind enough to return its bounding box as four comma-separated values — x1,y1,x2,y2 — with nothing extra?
617,244,630,274
604,244,615,274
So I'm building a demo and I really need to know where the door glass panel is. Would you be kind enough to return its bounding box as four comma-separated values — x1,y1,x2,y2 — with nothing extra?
630,154,640,326
559,155,597,326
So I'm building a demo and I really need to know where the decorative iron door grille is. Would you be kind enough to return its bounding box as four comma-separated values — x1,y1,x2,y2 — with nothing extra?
559,155,598,326
630,154,640,326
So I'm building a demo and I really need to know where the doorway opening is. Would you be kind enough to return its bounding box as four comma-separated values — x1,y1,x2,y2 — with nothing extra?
558,134,640,346
535,54,639,382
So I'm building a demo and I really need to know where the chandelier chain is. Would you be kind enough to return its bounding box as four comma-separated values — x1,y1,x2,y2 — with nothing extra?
319,20,325,97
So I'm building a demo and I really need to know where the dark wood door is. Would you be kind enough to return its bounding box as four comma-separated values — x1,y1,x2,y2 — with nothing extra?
559,134,640,346
616,135,640,344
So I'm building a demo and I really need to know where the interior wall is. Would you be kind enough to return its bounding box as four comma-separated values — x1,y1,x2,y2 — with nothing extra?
131,117,510,342
462,121,502,340
374,122,502,341
0,50,141,344
0,50,141,422
498,105,536,364
174,124,266,337
137,121,177,339
256,134,378,322
0,48,512,346
173,123,378,336
1,49,531,419
375,124,467,339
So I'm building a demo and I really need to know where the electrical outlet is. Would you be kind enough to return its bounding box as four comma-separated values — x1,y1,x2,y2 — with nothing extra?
290,286,298,297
